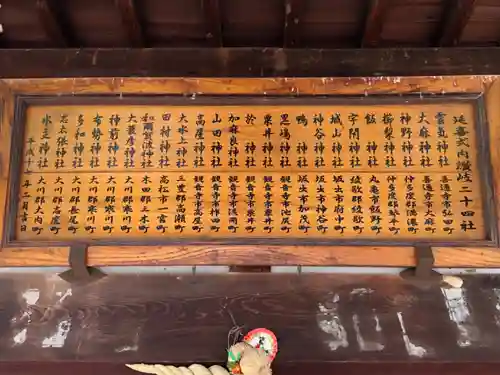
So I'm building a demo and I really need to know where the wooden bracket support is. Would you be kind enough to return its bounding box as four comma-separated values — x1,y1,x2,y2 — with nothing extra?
400,245,442,286
58,244,106,285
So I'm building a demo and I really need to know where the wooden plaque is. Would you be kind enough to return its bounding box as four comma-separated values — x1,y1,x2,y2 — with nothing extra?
5,96,497,246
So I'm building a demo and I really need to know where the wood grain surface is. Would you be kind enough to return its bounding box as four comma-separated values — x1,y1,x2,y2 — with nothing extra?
0,272,500,363
2,245,500,267
0,82,14,248
2,76,489,96
485,80,500,237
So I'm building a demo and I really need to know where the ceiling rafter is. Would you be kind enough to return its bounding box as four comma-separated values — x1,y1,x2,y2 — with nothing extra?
437,0,478,47
284,0,304,48
115,0,145,47
361,0,392,48
202,0,223,47
36,0,69,47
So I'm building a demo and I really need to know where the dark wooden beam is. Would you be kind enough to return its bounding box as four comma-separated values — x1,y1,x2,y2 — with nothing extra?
2,47,500,78
437,0,478,47
36,0,69,47
284,0,304,47
1,272,500,362
201,0,223,47
115,0,145,47
361,0,392,47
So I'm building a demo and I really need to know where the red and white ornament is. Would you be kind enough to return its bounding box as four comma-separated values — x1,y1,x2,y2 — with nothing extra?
243,328,278,362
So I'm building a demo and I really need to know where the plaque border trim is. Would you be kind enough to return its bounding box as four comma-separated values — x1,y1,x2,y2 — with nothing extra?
4,94,498,248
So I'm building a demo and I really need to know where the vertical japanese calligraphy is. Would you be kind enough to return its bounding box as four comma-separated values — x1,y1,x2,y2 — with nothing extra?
14,102,486,241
